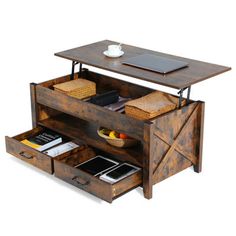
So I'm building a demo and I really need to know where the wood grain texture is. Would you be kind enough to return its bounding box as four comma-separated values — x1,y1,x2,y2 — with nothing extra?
38,105,62,121
54,160,113,202
54,155,142,203
36,84,145,141
38,113,143,167
55,40,231,89
194,102,205,172
142,123,153,199
151,102,203,183
83,70,153,98
5,135,53,174
30,83,38,128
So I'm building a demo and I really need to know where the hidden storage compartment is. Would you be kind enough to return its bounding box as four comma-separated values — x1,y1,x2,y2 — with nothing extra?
53,148,142,203
36,70,189,141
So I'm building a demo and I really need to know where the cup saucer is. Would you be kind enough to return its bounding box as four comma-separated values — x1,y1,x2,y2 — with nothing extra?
103,50,124,58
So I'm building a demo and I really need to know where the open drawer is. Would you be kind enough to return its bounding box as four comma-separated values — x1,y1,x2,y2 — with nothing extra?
5,127,86,174
5,126,142,202
54,152,142,203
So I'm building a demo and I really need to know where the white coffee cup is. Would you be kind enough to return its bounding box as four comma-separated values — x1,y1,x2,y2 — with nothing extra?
108,44,122,56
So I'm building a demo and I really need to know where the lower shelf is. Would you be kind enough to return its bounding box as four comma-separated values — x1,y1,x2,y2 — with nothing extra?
38,113,143,167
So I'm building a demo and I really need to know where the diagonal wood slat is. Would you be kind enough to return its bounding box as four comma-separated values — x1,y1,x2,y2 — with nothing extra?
153,103,199,177
154,129,197,165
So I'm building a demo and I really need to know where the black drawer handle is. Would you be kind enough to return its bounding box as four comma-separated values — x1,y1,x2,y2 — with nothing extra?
19,151,34,159
72,176,90,186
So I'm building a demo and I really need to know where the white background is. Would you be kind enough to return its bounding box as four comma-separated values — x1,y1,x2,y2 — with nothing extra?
0,0,235,235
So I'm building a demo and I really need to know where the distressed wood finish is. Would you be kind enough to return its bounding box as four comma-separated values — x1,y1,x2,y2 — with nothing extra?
5,131,53,174
151,102,204,183
30,83,38,128
83,70,153,98
6,40,229,202
142,123,154,199
194,102,205,173
38,70,153,99
5,127,90,175
54,155,142,203
38,113,143,167
36,83,145,141
55,40,231,89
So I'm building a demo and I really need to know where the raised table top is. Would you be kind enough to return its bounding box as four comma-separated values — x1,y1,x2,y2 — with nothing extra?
55,40,231,89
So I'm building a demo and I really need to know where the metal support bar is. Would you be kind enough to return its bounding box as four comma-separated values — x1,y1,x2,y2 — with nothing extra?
178,86,191,108
187,86,191,104
70,61,79,80
178,88,184,108
79,63,83,77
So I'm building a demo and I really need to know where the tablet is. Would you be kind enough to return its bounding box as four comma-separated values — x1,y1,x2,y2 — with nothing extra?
99,163,140,183
75,156,119,176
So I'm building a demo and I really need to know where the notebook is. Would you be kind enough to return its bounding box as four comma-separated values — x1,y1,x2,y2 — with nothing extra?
122,54,188,74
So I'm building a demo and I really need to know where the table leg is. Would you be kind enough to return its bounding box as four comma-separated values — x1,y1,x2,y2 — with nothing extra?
143,123,153,199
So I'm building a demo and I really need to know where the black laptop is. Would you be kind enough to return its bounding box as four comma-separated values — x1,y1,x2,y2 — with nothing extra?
122,54,188,74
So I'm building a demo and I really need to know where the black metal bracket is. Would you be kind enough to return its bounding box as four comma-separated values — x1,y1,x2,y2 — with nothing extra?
70,61,83,80
70,61,79,80
178,86,191,108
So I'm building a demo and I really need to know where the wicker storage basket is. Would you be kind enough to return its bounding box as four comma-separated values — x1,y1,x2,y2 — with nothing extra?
125,91,185,120
53,79,96,100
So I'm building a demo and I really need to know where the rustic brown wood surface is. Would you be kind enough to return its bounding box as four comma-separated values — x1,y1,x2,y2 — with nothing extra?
194,102,205,172
151,102,204,183
5,134,54,174
30,83,38,128
36,85,146,141
54,155,142,203
37,105,62,121
38,70,153,98
38,113,143,167
142,123,154,199
7,38,228,201
83,70,153,98
55,40,231,89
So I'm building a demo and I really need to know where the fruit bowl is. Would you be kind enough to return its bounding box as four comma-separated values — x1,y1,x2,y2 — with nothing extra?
97,127,138,148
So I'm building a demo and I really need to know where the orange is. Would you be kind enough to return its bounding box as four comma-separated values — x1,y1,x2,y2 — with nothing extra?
119,133,128,139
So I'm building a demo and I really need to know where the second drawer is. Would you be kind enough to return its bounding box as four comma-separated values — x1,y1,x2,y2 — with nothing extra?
54,152,142,203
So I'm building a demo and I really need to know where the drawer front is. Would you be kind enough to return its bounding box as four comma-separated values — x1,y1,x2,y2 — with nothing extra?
54,160,142,203
5,135,53,174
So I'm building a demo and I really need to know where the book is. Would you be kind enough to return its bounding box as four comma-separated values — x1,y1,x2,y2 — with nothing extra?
43,141,79,157
104,96,131,112
88,90,119,106
21,130,62,152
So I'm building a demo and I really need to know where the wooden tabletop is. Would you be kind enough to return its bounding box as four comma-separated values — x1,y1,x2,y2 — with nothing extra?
55,40,231,89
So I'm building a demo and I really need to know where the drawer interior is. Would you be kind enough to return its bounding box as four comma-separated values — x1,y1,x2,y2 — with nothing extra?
54,147,142,202
6,126,89,174
13,127,85,155
7,126,142,202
